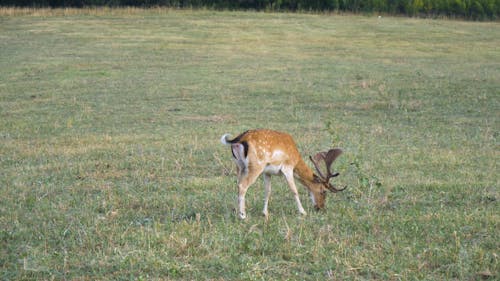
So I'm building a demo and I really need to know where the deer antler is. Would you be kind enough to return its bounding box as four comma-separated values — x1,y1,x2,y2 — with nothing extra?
310,148,347,192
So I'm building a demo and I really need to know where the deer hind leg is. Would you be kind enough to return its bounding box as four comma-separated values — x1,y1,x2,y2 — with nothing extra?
237,166,263,219
262,173,272,220
282,169,306,216
231,143,263,219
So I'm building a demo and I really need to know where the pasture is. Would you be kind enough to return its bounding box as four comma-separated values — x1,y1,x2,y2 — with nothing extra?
0,8,498,280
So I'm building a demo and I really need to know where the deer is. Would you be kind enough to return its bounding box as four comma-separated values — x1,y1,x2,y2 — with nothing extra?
220,129,346,219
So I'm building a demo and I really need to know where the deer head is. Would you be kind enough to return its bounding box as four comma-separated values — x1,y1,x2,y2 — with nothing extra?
310,148,347,193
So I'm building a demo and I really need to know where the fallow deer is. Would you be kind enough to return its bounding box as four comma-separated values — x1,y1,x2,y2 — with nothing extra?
221,129,346,219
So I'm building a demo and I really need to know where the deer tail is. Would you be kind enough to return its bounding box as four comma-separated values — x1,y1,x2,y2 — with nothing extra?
220,133,233,145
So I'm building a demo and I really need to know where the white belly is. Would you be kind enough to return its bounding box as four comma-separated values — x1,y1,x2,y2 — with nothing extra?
263,164,282,175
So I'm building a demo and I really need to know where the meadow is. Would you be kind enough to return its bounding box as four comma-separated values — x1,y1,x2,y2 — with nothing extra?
0,8,498,280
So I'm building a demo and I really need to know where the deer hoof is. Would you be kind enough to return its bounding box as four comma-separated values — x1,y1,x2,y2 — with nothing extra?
263,211,269,221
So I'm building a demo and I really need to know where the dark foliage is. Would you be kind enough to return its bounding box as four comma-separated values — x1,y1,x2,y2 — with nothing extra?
1,0,499,20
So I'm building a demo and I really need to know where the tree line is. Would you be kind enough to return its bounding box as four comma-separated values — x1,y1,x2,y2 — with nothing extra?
2,0,499,20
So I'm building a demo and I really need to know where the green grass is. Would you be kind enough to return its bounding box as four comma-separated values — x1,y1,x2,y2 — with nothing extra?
1,8,498,280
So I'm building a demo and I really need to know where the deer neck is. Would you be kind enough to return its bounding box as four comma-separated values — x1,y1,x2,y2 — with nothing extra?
293,158,317,187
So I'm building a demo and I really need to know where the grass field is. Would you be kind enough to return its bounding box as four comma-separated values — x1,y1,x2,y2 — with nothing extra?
1,8,498,280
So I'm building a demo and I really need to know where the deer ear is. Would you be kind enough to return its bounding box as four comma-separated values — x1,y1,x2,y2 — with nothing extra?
313,174,323,183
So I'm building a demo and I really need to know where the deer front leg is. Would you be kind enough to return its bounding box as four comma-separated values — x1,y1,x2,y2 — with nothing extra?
282,169,306,216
